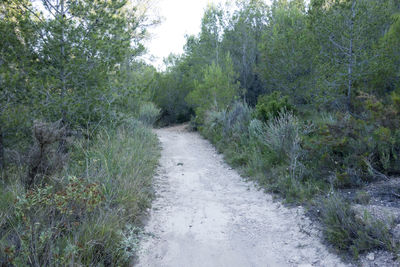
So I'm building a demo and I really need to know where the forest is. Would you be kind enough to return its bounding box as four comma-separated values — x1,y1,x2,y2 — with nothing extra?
1,0,400,265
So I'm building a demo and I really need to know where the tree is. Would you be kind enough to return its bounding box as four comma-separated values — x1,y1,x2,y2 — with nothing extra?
309,0,396,110
198,4,226,66
369,12,400,94
222,0,269,105
0,0,157,168
258,0,316,105
0,0,38,168
186,54,240,123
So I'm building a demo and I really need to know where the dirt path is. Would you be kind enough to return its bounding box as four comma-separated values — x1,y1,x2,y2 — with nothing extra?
137,125,349,267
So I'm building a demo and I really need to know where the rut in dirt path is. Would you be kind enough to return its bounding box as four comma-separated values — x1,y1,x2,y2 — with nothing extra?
137,125,349,267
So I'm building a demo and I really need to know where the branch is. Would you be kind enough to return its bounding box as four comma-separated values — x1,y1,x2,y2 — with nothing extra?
42,0,60,17
13,0,45,23
329,35,350,56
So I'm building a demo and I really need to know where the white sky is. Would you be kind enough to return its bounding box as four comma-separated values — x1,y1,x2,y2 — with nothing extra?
144,0,227,69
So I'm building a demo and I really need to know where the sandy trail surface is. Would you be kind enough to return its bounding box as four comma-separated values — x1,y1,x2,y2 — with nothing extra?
137,125,348,267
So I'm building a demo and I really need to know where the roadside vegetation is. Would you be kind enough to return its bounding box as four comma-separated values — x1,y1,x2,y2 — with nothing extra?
153,0,400,261
1,0,160,265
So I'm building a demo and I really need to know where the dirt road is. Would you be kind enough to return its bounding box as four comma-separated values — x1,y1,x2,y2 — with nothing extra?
137,125,348,267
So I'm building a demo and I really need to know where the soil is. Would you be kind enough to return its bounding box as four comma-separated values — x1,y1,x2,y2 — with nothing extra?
136,125,349,267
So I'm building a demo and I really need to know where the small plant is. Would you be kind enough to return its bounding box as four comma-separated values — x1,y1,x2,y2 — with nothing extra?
138,102,161,126
223,101,252,140
255,91,295,122
355,190,371,205
3,176,105,266
321,194,394,258
254,111,305,180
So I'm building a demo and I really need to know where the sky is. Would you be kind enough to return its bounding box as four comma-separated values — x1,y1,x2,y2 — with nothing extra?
144,0,227,69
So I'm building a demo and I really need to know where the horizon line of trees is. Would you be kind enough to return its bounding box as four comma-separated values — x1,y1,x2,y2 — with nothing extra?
154,0,400,124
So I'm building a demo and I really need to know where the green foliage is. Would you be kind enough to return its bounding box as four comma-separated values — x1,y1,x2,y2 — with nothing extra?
369,13,400,94
355,191,371,205
321,195,394,258
302,100,400,188
186,54,241,123
0,121,160,265
259,0,315,104
0,0,160,265
222,0,268,105
2,177,105,266
154,54,195,125
255,91,295,122
138,102,161,126
73,119,160,221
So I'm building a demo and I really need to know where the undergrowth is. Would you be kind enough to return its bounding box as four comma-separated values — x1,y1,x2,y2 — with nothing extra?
321,194,395,258
0,119,159,266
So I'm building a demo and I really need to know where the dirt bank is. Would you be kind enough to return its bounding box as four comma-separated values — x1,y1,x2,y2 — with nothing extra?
137,125,348,267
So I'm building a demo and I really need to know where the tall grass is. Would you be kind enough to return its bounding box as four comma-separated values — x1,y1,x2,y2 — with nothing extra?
81,119,159,221
137,102,161,126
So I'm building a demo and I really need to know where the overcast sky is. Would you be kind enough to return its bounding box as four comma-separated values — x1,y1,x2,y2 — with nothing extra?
144,0,227,69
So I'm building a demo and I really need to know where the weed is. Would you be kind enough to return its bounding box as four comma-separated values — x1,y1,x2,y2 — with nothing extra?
138,102,161,126
321,194,395,258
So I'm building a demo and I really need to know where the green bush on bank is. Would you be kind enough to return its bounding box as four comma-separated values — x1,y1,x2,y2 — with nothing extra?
255,92,295,122
201,96,400,193
197,94,400,257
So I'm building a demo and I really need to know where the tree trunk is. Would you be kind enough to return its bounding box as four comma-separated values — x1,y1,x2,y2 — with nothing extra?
59,0,68,152
347,0,356,111
0,124,4,170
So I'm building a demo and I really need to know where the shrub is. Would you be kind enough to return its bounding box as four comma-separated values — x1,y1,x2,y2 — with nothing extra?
321,194,394,258
75,119,159,221
201,102,252,167
303,107,400,188
223,101,252,141
252,111,305,179
202,110,226,145
26,120,67,189
355,191,371,205
255,91,295,122
2,177,105,266
137,102,161,126
0,120,160,265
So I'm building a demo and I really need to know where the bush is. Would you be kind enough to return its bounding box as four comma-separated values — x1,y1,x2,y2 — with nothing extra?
186,55,240,125
137,102,161,126
255,91,295,122
201,102,252,167
303,105,400,188
251,111,305,178
2,177,105,266
223,101,252,141
321,194,394,258
202,110,226,145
